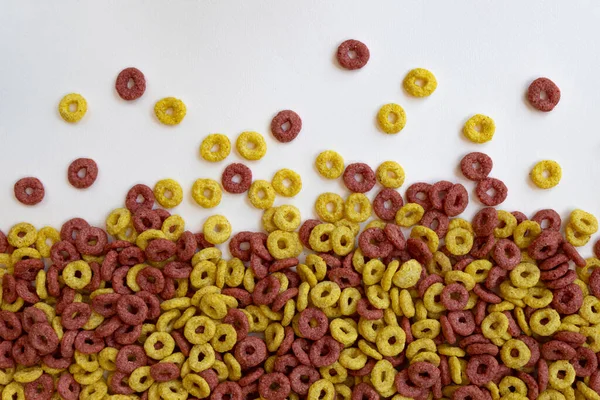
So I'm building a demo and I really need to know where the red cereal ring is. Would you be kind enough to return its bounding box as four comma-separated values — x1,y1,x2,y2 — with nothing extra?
14,259,45,281
441,283,469,311
175,231,197,262
250,253,269,279
1,275,17,305
222,163,252,194
539,254,569,271
163,261,192,279
472,208,498,237
476,178,508,206
12,335,39,366
100,251,118,282
309,336,341,368
354,383,381,400
135,267,166,294
532,209,561,231
406,182,433,211
16,279,40,304
429,181,453,210
55,287,76,315
541,340,576,361
460,333,490,348
59,330,78,359
150,362,180,382
517,372,539,400
420,210,449,238
25,373,54,400
289,365,319,395
537,358,549,392
444,184,469,218
75,226,108,256
223,308,250,342
24,306,48,330
554,331,586,347
283,269,301,288
234,337,268,370
241,383,259,400
252,275,281,306
336,39,370,70
28,323,59,355
528,230,562,260
115,67,146,101
136,291,161,320
0,231,9,253
292,338,312,366
67,158,98,189
407,238,433,265
57,373,80,400
110,371,134,395
258,373,290,400
545,269,576,289
194,232,215,250
492,239,521,270
276,326,295,356
519,335,541,368
213,382,243,400
383,223,406,250
117,294,148,325
348,359,376,377
0,341,14,368
271,110,302,143
270,257,299,273
298,308,328,340
114,324,142,345
94,315,122,338
125,184,155,213
470,235,496,259
359,228,393,258
299,219,320,249
228,231,253,261
455,385,487,400
400,317,414,346
272,288,299,312
473,300,487,325
460,152,493,181
343,163,376,193
222,288,253,308
132,209,162,233
0,311,22,341
395,370,428,398
274,354,298,375
105,240,133,252
84,261,102,292
408,361,441,388
250,232,272,262
552,282,584,315
373,188,404,221
116,344,147,374
170,330,191,357
145,238,177,262
75,330,105,354
238,368,265,387
466,343,498,356
504,311,521,337
485,266,508,289
511,211,527,225
92,293,121,317
14,177,45,205
328,267,361,289
572,347,597,377
527,77,560,112
112,266,133,295
60,218,90,245
119,246,146,266
356,298,384,320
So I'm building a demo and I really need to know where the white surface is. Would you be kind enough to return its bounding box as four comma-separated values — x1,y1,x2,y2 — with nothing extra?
1,1,600,251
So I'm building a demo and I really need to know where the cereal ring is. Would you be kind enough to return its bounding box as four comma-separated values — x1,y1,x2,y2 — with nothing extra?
344,193,371,223
315,150,344,179
221,163,252,194
189,178,221,209
63,260,92,289
444,184,469,217
460,152,493,181
271,110,302,143
67,158,98,189
373,188,403,221
200,134,231,162
476,178,508,206
203,215,231,244
343,163,376,193
236,131,267,161
154,97,186,125
248,180,275,210
76,227,108,256
336,39,370,70
406,182,432,211
530,160,562,189
125,184,155,213
377,103,406,134
234,336,267,369
376,161,405,188
272,169,302,197
463,114,495,143
403,68,437,97
14,177,45,205
114,67,146,101
527,78,561,112
153,179,183,208
309,336,341,367
315,193,344,223
298,308,328,340
58,93,87,123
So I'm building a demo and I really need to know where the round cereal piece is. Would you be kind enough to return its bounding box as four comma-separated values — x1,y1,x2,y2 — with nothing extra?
476,177,508,206
441,283,469,311
527,78,561,112
376,161,405,188
532,209,562,231
406,182,432,211
466,354,498,386
343,163,376,193
298,308,328,340
248,180,276,210
463,114,495,143
315,150,344,179
67,158,98,189
377,103,406,134
403,68,437,97
221,163,252,194
115,67,146,100
236,131,267,160
530,160,562,189
570,209,598,235
203,215,232,244
154,97,186,125
235,336,267,369
315,192,344,222
373,188,403,221
153,179,183,208
336,39,370,70
272,168,302,197
58,93,87,123
271,110,302,143
125,184,155,213
345,193,371,223
200,133,231,162
445,228,474,256
14,177,45,205
191,178,222,208
460,152,493,181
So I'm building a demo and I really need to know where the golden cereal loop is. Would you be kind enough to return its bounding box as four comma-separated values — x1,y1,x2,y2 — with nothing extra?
377,103,406,134
203,215,231,244
530,160,562,189
316,150,345,179
530,308,561,336
344,193,372,223
200,134,231,162
136,229,166,250
331,226,354,256
154,97,186,125
162,215,185,241
376,161,405,188
309,223,335,253
392,259,422,288
566,224,591,247
513,220,542,249
510,263,540,288
315,193,345,223
267,230,302,259
144,332,175,360
308,379,335,400
248,180,276,210
500,339,531,369
35,226,60,258
570,209,599,235
153,179,183,209
191,179,222,208
261,207,279,233
463,114,495,143
376,325,406,356
495,210,517,238
403,68,438,97
58,93,87,123
236,131,267,160
63,260,92,290
8,223,37,248
548,360,575,390
445,227,474,256
272,168,302,197
273,205,301,232
395,203,425,227
410,225,439,253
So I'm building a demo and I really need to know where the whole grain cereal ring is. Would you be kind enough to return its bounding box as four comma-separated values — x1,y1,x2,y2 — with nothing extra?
406,182,432,211
116,294,148,325
125,184,155,213
234,336,267,369
25,373,53,400
463,114,495,143
377,103,406,134
67,158,98,189
493,239,521,270
57,373,80,400
420,210,450,238
376,161,405,188
58,93,87,123
344,193,371,223
76,226,108,256
271,110,302,143
14,177,45,205
115,67,146,101
290,365,320,395
236,131,267,161
373,188,403,221
222,163,252,194
154,97,186,125
200,133,231,162
395,370,427,398
315,150,345,179
403,68,437,97
28,323,59,355
62,302,91,330
441,283,469,311
248,180,275,210
572,347,597,377
272,168,302,197
531,160,562,189
153,179,183,208
191,178,222,208
359,228,393,258
476,177,508,206
527,77,561,112
528,230,562,260
343,163,376,193
408,361,440,388
551,283,583,314
116,345,147,374
132,208,161,233
310,336,341,367
298,308,328,340
336,39,370,70
203,215,232,244
445,228,474,256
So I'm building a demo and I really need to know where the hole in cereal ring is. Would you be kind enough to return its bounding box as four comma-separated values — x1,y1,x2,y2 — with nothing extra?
165,108,173,116
163,190,173,199
69,102,78,112
282,178,291,188
387,113,397,123
280,121,290,132
540,90,548,100
246,141,256,149
77,168,87,179
25,187,33,195
127,79,135,89
415,78,425,87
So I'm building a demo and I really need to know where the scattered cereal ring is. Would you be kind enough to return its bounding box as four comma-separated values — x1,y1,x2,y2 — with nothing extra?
203,215,232,245
403,68,437,97
191,179,222,208
463,114,495,143
377,103,406,134
272,169,302,197
376,161,405,189
58,93,87,123
222,163,252,194
115,67,146,101
153,179,183,208
343,163,376,193
14,177,45,206
154,97,187,125
460,152,493,181
271,110,302,143
315,150,344,179
336,39,370,70
200,134,231,162
315,193,344,223
67,158,98,189
248,180,276,210
530,160,562,189
236,131,267,161
527,77,561,112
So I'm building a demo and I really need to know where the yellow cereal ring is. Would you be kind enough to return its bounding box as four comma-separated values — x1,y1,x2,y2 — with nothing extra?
481,311,509,339
548,360,575,390
58,93,87,123
523,287,553,309
449,218,474,233
577,382,600,400
203,215,231,244
403,68,437,97
7,223,37,248
267,230,302,259
580,296,600,324
499,376,527,397
500,339,531,369
315,193,344,223
144,332,175,360
344,193,372,223
273,205,301,231
210,323,237,353
129,366,154,392
223,353,241,381
530,308,561,336
339,287,361,316
182,374,210,399
395,203,424,227
465,259,493,283
366,285,390,309
565,224,591,247
248,180,276,210
376,161,405,188
316,150,344,179
13,366,43,383
191,179,222,208
265,323,285,353
136,229,166,250
161,215,185,241
236,131,267,160
510,263,540,288
339,347,367,370
154,97,186,125
330,319,358,347
376,325,406,356
370,359,395,393
200,134,231,162
35,226,60,258
445,227,474,256
115,221,137,243
261,207,279,233
153,179,183,209
308,379,335,400
495,210,518,238
392,259,422,289
184,316,216,345
377,103,406,134
272,168,302,197
530,160,562,189
411,319,441,339
570,209,599,235
463,114,495,143
309,223,335,253
157,381,187,400
331,226,354,256
410,225,439,253
513,220,542,249
63,260,92,290
2,382,24,400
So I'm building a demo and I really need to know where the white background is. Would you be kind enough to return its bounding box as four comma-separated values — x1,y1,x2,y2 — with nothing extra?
1,1,600,253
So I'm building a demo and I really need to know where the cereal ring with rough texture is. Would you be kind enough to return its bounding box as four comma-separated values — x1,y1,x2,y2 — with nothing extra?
125,184,155,213
315,193,344,223
336,40,370,70
222,163,252,194
460,152,493,181
115,67,146,100
463,114,495,143
200,134,231,162
191,178,222,208
527,77,561,112
153,179,183,208
345,193,371,223
154,97,186,125
343,163,376,193
476,177,508,206
203,215,231,244
373,188,403,221
248,180,275,210
236,131,267,161
376,161,405,188
531,160,562,189
272,169,302,197
271,110,302,143
444,184,469,217
59,93,87,123
14,177,45,205
67,158,98,189
315,150,345,179
403,68,437,97
377,103,406,134
406,182,432,211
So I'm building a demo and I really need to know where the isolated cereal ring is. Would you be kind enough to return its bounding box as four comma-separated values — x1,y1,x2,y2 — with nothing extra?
403,68,437,97
14,177,45,205
376,161,405,188
528,77,561,112
198,134,230,163
154,97,186,125
460,152,493,181
58,93,87,123
236,131,267,160
153,179,183,208
203,215,231,244
271,110,302,143
222,163,252,194
272,169,302,197
530,160,562,189
115,67,146,100
336,39,370,70
248,180,276,209
377,103,406,134
67,158,98,189
191,178,222,208
463,114,495,143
